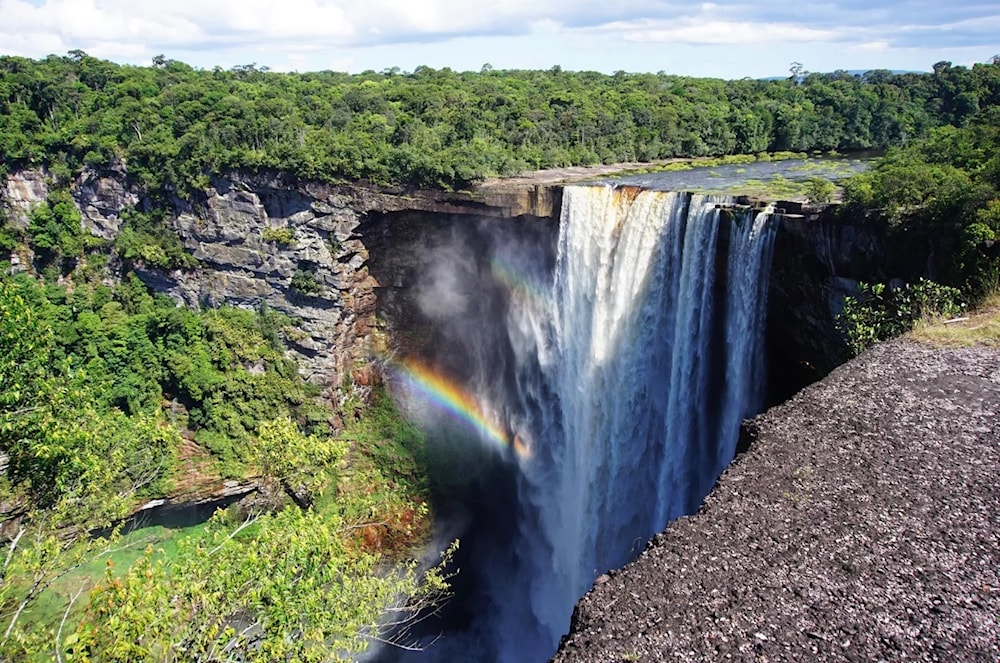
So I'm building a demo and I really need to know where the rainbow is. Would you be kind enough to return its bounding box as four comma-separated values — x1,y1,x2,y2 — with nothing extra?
390,357,531,459
490,257,550,312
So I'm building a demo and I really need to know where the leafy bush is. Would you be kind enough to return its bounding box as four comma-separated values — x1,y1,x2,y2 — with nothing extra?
804,176,836,203
262,226,296,245
290,268,321,295
72,504,453,662
842,156,973,221
27,190,85,263
114,207,197,270
837,278,964,355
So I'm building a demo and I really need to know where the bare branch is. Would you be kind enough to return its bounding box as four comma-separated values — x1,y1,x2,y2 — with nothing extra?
4,406,41,417
209,512,260,556
5,575,43,638
366,632,439,652
2,527,24,583
55,585,85,663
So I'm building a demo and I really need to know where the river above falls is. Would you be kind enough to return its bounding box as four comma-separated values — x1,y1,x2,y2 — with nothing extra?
599,154,874,197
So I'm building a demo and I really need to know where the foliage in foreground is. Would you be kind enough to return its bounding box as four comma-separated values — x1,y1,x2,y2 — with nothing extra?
0,268,443,660
67,425,449,663
836,279,965,356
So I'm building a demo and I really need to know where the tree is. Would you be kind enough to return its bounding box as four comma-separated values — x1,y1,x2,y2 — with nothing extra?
789,61,806,82
253,417,345,508
805,176,836,203
27,190,85,262
71,508,455,662
0,278,180,657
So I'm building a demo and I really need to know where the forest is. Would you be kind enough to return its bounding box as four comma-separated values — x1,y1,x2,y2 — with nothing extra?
1,53,999,660
1,53,999,190
0,267,449,659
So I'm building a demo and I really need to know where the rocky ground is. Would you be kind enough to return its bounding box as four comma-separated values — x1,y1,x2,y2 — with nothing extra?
553,338,1000,662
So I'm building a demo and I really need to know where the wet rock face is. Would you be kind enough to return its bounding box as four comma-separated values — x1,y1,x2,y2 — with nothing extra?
553,339,1000,663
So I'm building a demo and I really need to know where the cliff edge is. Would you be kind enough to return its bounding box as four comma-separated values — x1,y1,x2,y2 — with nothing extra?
554,338,1000,662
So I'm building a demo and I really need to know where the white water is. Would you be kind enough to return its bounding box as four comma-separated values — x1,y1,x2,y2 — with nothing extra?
383,185,778,662
494,185,777,660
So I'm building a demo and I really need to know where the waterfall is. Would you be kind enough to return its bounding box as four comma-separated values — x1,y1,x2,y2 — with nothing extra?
382,185,777,662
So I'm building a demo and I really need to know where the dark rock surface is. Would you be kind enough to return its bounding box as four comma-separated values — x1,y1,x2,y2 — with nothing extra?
554,339,1000,662
766,211,888,395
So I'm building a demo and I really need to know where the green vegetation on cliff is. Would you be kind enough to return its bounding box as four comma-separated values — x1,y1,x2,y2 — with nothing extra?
837,109,1000,352
0,268,443,660
2,53,999,190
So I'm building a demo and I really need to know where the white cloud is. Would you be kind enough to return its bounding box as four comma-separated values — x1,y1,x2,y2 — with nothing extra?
851,40,891,54
611,19,842,45
0,0,997,75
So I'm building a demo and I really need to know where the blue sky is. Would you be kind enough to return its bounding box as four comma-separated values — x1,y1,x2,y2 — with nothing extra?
1,0,998,77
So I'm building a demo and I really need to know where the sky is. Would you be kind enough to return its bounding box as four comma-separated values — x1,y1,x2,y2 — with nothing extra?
1,0,998,78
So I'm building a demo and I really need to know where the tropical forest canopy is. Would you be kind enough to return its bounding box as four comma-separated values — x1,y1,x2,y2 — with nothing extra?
2,52,1000,190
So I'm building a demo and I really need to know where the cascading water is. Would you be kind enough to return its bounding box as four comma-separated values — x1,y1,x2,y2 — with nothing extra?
380,185,777,662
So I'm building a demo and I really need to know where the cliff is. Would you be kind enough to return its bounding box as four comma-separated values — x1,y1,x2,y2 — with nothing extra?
553,337,1000,661
4,167,914,411
2,168,559,402
765,208,890,399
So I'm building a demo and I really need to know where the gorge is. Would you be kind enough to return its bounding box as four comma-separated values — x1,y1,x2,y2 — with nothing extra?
2,53,999,661
368,186,780,661
2,164,883,661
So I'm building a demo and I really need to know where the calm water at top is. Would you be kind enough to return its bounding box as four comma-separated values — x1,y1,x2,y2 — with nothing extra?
600,155,873,195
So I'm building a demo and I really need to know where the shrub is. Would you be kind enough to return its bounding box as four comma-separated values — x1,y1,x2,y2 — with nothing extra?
805,176,836,203
27,190,84,261
837,278,964,355
115,208,197,270
290,268,320,295
262,226,296,245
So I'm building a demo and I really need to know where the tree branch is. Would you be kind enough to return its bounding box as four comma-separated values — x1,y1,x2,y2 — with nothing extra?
55,585,84,663
209,512,260,556
1,527,24,584
5,575,43,638
366,632,439,652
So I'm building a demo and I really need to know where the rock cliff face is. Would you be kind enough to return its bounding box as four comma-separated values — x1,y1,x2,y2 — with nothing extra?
765,209,890,400
2,168,558,403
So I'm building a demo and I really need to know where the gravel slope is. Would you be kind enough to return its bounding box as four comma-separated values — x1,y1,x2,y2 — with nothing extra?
553,339,1000,662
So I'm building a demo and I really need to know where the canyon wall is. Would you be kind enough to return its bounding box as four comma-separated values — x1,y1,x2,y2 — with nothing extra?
766,208,890,400
2,168,557,405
